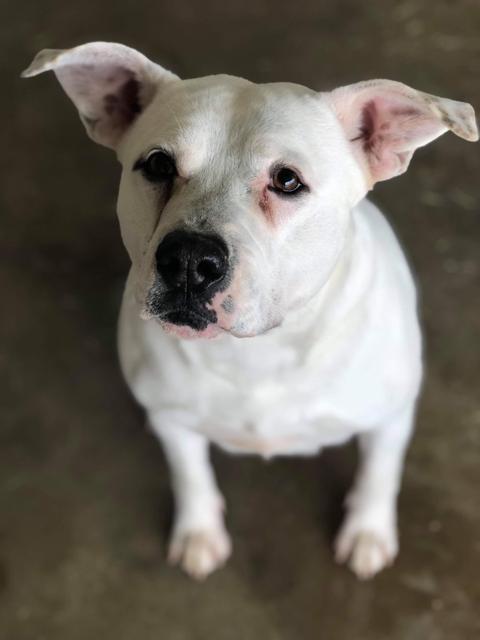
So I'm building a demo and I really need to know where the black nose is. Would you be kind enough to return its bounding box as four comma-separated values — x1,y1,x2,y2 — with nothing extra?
155,230,229,296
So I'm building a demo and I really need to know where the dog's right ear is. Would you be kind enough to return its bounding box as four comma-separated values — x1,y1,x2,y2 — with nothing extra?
22,42,179,149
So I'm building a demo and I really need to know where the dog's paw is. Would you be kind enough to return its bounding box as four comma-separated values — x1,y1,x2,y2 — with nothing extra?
334,518,398,580
167,526,232,580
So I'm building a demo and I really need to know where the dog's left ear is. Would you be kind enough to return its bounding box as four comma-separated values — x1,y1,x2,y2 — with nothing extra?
328,79,478,187
22,41,179,149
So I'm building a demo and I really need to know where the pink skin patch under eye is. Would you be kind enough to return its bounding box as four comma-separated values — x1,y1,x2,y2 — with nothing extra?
250,173,276,226
258,185,275,226
253,173,301,226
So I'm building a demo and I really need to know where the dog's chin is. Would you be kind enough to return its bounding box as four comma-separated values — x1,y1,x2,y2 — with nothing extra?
228,319,282,339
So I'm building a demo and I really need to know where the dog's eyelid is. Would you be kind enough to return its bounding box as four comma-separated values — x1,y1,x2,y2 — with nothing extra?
132,147,176,172
270,162,308,184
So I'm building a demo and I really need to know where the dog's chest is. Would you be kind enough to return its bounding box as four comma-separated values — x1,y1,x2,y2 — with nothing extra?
157,314,401,456
191,364,362,457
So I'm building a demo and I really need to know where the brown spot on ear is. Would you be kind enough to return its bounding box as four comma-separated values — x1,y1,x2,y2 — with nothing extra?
121,77,142,122
420,91,478,140
104,93,119,115
103,77,141,126
436,107,468,137
440,113,454,129
390,106,421,118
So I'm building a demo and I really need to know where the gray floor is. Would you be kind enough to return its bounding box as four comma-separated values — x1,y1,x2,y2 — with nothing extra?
1,1,480,638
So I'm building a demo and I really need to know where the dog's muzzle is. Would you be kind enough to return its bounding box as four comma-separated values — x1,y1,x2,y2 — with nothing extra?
151,230,229,330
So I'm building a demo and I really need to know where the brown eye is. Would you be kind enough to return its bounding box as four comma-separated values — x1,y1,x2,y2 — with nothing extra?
272,167,304,194
138,150,177,182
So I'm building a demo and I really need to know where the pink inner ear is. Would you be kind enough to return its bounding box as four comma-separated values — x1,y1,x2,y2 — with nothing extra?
56,64,143,146
355,99,421,152
349,93,446,183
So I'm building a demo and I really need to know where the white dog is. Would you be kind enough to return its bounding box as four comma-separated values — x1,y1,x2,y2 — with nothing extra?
23,42,477,580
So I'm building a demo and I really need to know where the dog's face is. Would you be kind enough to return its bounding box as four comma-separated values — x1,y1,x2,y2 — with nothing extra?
23,42,478,339
117,76,365,338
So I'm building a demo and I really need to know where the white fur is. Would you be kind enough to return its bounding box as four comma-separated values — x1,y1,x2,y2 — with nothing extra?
23,42,478,580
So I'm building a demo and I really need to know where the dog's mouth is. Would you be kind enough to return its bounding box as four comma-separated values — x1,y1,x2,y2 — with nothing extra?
158,312,223,340
146,287,217,328
160,307,215,331
147,301,223,340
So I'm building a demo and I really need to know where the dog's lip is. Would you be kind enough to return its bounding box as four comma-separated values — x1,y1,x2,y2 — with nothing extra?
157,306,215,326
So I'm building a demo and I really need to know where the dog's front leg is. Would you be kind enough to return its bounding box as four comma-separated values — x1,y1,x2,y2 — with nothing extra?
150,416,231,580
334,403,415,579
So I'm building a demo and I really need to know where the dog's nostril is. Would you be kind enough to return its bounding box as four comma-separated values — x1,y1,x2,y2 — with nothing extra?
195,257,223,285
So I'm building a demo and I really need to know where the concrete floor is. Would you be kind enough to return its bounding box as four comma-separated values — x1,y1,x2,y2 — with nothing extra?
2,1,480,638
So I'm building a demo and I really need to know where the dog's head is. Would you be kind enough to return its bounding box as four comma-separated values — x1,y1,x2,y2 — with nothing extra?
23,42,478,339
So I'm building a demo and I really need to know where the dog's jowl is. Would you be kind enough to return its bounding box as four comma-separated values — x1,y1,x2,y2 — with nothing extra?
23,42,478,580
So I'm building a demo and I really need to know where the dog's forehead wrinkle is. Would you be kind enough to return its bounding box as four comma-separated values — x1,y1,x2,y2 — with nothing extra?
123,73,341,183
